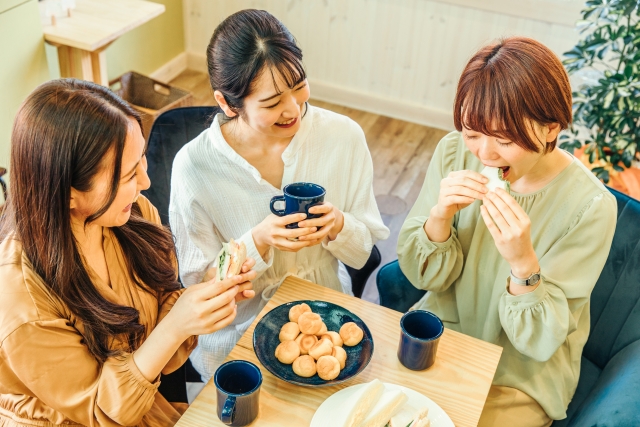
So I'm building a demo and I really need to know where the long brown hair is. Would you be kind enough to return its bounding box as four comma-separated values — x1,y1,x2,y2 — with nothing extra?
453,37,572,153
1,79,180,362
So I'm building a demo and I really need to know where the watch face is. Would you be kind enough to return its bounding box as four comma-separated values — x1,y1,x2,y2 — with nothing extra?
528,274,541,285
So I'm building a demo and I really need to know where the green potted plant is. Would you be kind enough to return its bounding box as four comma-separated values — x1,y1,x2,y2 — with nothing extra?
561,0,640,184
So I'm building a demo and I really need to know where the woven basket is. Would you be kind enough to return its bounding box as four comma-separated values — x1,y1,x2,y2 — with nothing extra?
110,72,193,139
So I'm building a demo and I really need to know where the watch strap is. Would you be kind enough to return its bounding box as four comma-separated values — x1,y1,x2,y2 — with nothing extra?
510,269,541,286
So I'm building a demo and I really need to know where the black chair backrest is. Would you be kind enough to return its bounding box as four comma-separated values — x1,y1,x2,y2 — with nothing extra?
347,245,381,298
143,106,220,225
582,187,640,369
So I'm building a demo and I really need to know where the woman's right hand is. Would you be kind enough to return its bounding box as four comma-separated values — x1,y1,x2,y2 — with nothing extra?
431,170,488,220
252,213,318,258
167,269,257,339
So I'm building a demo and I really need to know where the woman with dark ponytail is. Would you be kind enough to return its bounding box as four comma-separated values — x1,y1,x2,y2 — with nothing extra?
0,79,256,427
169,9,389,380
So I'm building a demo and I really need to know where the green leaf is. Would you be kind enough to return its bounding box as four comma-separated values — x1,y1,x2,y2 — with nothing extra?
603,90,615,108
625,64,634,78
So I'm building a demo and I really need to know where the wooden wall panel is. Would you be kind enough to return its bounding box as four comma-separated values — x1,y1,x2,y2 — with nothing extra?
183,0,581,129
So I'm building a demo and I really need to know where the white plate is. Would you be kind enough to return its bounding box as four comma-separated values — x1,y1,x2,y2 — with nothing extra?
311,382,454,427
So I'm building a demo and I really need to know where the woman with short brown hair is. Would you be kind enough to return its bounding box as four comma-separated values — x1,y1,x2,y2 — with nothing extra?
397,37,617,426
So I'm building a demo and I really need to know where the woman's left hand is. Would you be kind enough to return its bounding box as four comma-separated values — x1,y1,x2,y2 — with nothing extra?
202,257,257,302
296,202,345,244
480,188,540,278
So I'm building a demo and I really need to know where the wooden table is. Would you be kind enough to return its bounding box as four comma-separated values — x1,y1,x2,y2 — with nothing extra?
41,0,165,86
177,278,503,427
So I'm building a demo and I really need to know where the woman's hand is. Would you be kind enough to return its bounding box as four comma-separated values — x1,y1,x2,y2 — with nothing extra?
432,170,488,221
480,188,540,290
425,170,488,242
297,202,345,244
166,268,257,340
202,258,257,302
252,213,318,258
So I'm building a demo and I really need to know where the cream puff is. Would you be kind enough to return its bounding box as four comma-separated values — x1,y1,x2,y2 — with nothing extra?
308,338,333,360
279,322,300,342
289,303,312,323
320,331,343,347
292,355,317,377
315,322,328,336
317,355,341,380
331,346,347,370
339,322,364,346
298,312,323,335
295,333,318,355
275,341,300,365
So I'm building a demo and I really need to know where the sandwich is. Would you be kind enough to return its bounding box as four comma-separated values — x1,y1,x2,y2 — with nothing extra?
389,405,429,427
358,387,408,427
407,408,430,427
216,239,247,281
480,166,510,193
333,379,385,427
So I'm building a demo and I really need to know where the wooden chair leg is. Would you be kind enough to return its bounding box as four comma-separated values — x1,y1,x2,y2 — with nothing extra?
57,45,74,78
79,50,94,83
91,48,109,86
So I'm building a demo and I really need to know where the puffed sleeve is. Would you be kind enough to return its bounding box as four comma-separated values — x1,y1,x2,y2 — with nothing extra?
499,191,617,362
397,132,464,292
1,318,159,427
322,120,390,268
157,289,198,375
169,194,273,287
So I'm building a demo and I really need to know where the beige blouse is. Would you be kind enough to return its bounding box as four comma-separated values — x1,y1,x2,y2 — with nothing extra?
0,196,196,427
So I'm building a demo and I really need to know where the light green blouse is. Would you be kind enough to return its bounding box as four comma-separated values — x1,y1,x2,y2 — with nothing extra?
397,132,617,420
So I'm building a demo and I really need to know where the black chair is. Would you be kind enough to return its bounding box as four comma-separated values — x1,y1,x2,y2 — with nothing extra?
0,167,7,202
347,245,381,298
144,107,219,403
144,106,382,401
376,187,640,426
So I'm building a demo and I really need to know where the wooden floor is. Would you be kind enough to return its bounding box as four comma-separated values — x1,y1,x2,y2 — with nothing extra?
169,71,449,303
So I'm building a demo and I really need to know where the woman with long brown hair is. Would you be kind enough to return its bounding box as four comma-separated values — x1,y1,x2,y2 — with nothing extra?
397,38,617,426
0,79,256,427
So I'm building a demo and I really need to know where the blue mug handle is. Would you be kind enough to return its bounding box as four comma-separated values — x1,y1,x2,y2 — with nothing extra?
221,396,236,425
270,195,286,216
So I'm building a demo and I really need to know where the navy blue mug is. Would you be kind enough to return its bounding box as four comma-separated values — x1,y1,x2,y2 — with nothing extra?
270,182,326,229
214,360,262,426
397,310,444,371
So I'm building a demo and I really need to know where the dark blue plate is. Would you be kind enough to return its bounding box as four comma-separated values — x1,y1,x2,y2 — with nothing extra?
253,300,374,387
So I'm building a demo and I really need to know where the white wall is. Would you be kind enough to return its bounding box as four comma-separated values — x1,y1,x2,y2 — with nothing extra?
183,0,583,130
0,0,51,191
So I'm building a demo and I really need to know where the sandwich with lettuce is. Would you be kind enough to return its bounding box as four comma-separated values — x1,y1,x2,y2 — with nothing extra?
480,166,510,193
215,239,247,281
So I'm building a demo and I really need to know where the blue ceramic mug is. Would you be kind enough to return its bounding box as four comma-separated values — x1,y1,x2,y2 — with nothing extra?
397,310,444,371
270,182,326,229
214,360,262,426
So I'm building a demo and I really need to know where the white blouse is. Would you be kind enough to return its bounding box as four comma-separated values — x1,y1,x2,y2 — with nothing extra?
169,104,389,379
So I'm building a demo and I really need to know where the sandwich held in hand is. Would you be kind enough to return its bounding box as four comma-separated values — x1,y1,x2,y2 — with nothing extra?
274,303,365,380
216,239,247,281
480,166,510,193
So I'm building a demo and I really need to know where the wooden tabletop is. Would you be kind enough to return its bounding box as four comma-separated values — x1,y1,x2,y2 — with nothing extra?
41,0,165,51
176,277,503,427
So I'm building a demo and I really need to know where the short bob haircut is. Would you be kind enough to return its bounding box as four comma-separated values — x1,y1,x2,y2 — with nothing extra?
453,37,572,153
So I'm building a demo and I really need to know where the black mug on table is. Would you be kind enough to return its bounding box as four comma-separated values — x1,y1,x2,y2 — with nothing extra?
270,182,326,229
214,360,262,426
397,310,444,371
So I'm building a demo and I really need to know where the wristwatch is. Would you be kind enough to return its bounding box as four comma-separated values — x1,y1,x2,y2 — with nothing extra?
510,269,541,286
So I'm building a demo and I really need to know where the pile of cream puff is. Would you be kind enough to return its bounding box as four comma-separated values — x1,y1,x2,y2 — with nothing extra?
274,303,364,380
